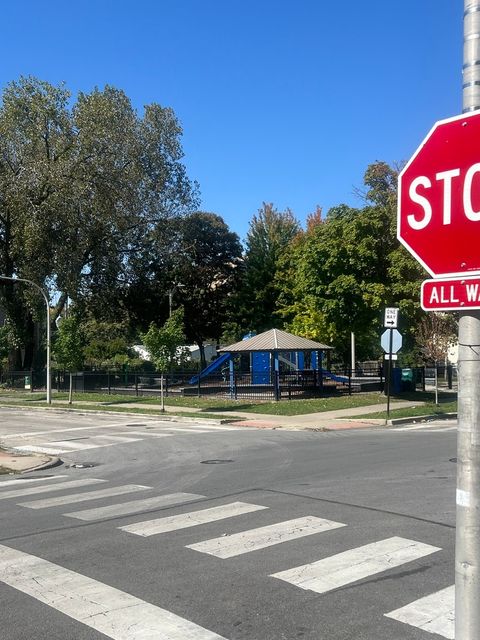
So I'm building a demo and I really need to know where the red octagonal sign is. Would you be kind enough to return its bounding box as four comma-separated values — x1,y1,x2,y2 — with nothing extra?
398,111,480,278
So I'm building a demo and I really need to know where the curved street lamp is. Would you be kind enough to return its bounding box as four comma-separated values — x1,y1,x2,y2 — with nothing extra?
0,275,51,404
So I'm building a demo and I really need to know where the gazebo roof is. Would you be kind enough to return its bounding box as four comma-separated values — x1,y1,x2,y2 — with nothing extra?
219,328,333,353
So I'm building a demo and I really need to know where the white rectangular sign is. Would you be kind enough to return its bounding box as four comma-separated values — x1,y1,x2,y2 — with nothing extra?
384,307,399,328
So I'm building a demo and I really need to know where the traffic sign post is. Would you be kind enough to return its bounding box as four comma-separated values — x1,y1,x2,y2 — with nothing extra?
384,307,399,328
397,5,480,636
381,324,402,419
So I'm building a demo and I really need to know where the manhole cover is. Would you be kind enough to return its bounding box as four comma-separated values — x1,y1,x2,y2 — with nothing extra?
126,423,147,427
449,457,457,463
66,462,100,469
200,459,234,465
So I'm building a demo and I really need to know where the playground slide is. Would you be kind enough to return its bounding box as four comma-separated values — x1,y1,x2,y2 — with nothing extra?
320,368,349,383
189,352,231,385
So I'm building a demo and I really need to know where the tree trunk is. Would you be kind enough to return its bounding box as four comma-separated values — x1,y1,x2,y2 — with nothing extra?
52,291,68,325
434,361,439,406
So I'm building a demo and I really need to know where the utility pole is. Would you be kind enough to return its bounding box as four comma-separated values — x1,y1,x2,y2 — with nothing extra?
0,276,51,404
350,332,355,375
456,2,480,637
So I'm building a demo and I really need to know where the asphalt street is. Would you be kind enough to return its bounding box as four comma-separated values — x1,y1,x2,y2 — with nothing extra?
0,409,457,639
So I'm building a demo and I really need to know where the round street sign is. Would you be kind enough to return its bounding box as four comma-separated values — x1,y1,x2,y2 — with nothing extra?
398,111,480,278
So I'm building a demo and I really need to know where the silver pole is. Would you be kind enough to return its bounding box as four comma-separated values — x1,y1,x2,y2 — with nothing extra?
463,0,480,112
456,3,480,638
350,332,355,374
0,275,51,404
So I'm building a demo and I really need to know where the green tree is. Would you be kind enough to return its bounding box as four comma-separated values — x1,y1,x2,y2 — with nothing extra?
82,320,133,369
415,312,457,404
141,309,188,371
53,315,86,404
0,76,198,370
238,203,300,333
276,163,425,363
124,212,242,366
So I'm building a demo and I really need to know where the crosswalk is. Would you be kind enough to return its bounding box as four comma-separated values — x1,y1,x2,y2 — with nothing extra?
0,473,455,639
0,544,227,640
3,420,240,456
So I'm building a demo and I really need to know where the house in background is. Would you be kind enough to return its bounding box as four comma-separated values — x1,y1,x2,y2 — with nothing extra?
132,343,217,365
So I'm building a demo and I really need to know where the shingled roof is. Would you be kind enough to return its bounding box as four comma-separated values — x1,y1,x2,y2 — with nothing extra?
219,328,332,353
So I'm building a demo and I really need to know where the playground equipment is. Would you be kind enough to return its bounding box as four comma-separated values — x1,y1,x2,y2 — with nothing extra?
189,352,231,385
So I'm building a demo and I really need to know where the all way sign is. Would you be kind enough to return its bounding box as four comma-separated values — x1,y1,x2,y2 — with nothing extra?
421,276,480,311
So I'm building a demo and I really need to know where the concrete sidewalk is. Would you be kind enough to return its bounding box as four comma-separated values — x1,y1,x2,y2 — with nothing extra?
0,448,58,475
101,399,421,429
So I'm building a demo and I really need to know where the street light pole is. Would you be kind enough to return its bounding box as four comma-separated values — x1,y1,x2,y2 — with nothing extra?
168,284,185,318
0,276,51,404
456,2,480,638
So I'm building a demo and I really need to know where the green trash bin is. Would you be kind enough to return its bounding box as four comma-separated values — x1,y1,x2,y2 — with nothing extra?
401,368,415,392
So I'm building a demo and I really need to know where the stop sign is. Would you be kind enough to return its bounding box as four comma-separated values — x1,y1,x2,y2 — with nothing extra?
398,111,480,277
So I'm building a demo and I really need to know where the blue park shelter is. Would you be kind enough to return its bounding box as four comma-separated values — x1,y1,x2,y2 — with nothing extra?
218,328,333,400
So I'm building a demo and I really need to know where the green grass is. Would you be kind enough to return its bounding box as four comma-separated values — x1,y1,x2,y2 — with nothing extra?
50,402,242,420
0,390,404,416
0,388,457,420
0,397,241,421
355,391,457,420
357,403,457,420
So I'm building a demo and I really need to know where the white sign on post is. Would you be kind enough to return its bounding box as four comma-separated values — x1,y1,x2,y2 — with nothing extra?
384,307,399,328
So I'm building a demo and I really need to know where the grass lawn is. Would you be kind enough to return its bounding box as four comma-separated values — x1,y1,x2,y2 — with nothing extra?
0,390,410,416
356,391,457,420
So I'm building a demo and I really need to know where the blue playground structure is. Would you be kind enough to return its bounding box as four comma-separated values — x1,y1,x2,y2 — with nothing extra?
189,350,346,387
189,352,231,385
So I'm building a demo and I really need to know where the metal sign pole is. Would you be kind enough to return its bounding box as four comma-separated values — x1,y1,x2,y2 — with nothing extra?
456,3,480,638
386,328,393,419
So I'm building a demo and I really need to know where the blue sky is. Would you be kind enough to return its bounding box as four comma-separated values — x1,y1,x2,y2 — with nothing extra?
0,1,463,242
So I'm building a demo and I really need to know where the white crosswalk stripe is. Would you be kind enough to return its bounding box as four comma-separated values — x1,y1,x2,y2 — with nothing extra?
120,501,269,536
1,466,449,637
44,440,111,451
65,493,206,521
385,584,454,639
18,484,151,509
271,536,441,594
14,444,72,455
0,475,68,488
114,431,172,438
393,425,456,432
160,427,219,434
0,544,227,640
186,516,346,558
14,436,143,455
0,478,105,500
6,421,237,456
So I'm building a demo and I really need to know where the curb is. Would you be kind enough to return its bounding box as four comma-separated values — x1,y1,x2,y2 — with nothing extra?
0,403,232,426
19,455,62,474
0,446,62,475
388,412,458,426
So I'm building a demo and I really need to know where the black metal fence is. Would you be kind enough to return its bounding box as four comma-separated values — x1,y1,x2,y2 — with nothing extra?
0,364,456,401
